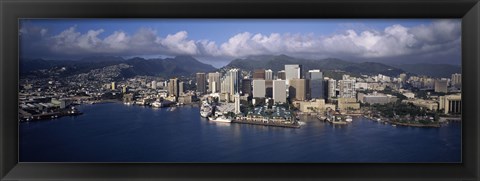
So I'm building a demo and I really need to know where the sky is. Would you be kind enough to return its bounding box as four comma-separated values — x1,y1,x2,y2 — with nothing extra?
19,19,461,68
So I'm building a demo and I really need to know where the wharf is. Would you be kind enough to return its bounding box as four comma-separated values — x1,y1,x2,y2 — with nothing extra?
232,119,301,128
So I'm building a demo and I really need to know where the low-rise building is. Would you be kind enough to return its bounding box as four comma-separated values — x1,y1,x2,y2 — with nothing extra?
337,97,360,111
294,99,326,113
402,98,439,111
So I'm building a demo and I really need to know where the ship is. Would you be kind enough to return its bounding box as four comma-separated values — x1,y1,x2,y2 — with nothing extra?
200,103,212,118
208,116,232,123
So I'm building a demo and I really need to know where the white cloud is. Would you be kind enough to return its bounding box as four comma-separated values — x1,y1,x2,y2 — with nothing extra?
21,20,461,64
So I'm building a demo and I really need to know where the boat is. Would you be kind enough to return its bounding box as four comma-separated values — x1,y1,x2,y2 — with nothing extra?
152,101,162,108
209,116,232,123
345,116,353,122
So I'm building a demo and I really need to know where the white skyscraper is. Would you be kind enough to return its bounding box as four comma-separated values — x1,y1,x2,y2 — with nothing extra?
285,64,302,85
265,69,273,80
208,72,221,93
228,69,240,94
252,80,266,98
220,69,241,96
327,78,337,98
339,79,356,98
273,80,287,103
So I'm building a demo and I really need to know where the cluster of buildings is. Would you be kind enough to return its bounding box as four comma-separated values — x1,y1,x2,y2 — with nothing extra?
195,65,462,117
19,61,462,122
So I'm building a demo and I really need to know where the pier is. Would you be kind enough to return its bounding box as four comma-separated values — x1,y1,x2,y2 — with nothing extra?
232,119,301,128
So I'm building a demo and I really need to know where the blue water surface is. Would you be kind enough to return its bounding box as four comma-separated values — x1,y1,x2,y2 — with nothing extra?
19,103,461,162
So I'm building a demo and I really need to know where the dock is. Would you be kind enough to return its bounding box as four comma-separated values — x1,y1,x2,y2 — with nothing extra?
232,119,301,128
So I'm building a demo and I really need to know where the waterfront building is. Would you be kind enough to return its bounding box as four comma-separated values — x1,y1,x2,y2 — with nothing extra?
265,69,273,80
307,70,324,99
123,93,134,104
208,72,221,93
289,79,308,101
439,94,462,114
273,80,287,103
451,73,461,88
241,79,252,96
196,73,207,94
168,78,179,98
277,70,286,80
294,99,326,113
337,98,360,111
178,95,193,104
339,79,356,98
252,80,266,98
253,69,266,80
285,64,302,84
434,79,448,93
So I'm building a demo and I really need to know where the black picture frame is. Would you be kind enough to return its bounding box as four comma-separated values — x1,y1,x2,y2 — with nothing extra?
1,0,479,180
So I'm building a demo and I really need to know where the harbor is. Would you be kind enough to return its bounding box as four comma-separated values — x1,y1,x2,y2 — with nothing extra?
19,102,462,162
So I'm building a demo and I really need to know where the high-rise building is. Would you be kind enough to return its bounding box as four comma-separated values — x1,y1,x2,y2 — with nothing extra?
273,80,287,103
253,69,266,80
285,64,302,84
265,69,273,80
265,80,273,98
230,69,241,95
208,72,221,93
151,80,157,89
327,78,337,98
451,73,461,88
179,82,184,95
168,78,179,98
435,79,448,93
196,73,207,94
211,82,217,93
252,80,266,98
289,79,308,101
234,93,241,114
220,69,241,96
277,70,286,80
307,70,324,99
111,82,116,90
339,79,356,98
241,79,252,96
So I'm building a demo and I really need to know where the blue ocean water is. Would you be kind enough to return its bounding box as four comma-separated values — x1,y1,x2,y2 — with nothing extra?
19,103,461,162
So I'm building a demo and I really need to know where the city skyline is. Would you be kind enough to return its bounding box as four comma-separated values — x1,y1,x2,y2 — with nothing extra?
20,19,461,68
